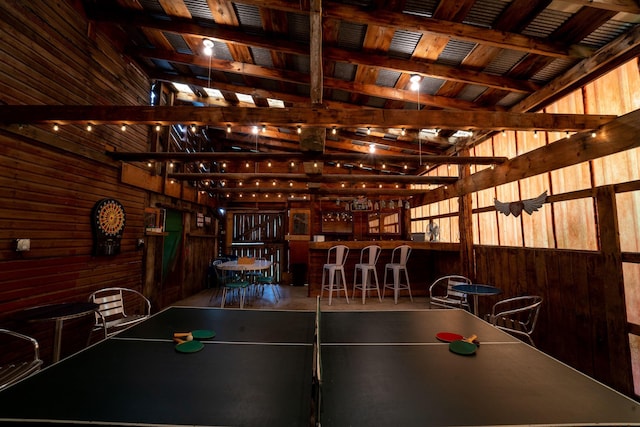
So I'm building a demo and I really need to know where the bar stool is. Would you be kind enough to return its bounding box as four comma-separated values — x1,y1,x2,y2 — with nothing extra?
321,245,350,305
352,245,382,304
383,244,413,304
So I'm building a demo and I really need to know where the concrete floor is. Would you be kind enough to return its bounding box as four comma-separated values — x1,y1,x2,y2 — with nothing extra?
175,283,430,311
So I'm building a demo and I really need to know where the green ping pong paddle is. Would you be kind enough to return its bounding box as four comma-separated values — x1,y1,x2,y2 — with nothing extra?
175,340,204,353
191,329,215,340
449,334,478,355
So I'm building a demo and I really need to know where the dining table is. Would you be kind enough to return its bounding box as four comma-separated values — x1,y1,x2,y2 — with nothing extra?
451,283,501,316
14,302,98,363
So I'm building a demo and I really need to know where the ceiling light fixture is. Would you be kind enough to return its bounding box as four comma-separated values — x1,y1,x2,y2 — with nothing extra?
409,74,421,91
401,128,406,136
297,126,302,134
332,127,337,135
226,124,232,133
121,124,127,132
203,38,214,56
369,144,375,153
53,124,59,131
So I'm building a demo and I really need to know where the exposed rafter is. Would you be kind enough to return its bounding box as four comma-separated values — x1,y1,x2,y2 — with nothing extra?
110,151,506,165
0,106,615,131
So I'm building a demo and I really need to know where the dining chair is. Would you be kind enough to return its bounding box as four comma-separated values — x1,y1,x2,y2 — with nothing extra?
213,262,250,309
321,245,350,305
253,260,281,303
428,275,472,310
382,244,412,304
485,295,543,346
89,287,151,339
0,329,43,390
352,245,382,304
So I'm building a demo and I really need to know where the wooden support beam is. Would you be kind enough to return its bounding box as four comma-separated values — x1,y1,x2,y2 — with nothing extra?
215,187,431,196
416,108,640,205
169,172,459,184
110,151,507,165
0,106,616,131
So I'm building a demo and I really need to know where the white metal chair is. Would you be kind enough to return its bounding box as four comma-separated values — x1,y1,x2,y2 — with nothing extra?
352,245,382,304
0,329,43,390
428,275,472,310
321,245,350,305
89,287,151,339
486,295,543,346
383,244,412,304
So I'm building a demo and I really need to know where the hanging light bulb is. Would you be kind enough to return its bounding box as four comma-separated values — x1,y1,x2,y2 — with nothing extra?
369,144,375,153
121,124,127,132
367,127,371,135
409,74,421,91
226,124,232,133
53,123,59,131
297,126,302,134
203,38,214,56
332,127,337,135
401,128,406,136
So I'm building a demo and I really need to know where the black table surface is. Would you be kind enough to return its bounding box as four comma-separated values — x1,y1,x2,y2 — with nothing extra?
13,302,98,322
318,311,640,426
1,307,639,427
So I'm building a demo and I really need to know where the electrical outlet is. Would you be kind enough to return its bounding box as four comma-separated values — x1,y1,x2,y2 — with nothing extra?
16,238,30,252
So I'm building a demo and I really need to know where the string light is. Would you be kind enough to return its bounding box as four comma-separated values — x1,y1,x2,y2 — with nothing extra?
297,126,302,134
401,128,406,136
227,124,232,133
332,127,337,135
121,124,127,132
155,124,161,132
86,124,92,131
53,124,59,131
367,127,371,135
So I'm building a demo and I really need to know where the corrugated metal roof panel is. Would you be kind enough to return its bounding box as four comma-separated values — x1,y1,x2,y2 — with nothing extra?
530,57,577,84
366,96,387,108
483,49,528,75
403,0,437,17
464,0,510,29
419,76,445,95
375,69,401,88
522,9,571,38
331,89,351,102
581,19,634,48
437,40,477,67
457,84,487,102
496,92,527,107
213,43,233,61
138,0,164,14
234,3,264,35
291,54,310,74
337,22,367,50
389,30,422,59
287,12,310,44
333,62,357,81
251,47,274,68
163,32,192,54
183,0,213,20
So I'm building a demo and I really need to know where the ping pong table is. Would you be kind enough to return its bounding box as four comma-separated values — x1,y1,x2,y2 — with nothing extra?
1,304,639,426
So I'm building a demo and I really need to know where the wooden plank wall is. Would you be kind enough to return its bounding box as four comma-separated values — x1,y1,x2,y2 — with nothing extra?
0,2,172,364
474,246,631,394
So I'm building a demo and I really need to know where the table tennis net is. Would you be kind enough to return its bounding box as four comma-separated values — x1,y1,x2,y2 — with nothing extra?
311,296,322,426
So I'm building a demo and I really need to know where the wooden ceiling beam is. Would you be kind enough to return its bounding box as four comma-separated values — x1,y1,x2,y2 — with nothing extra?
2,106,615,131
214,187,433,196
559,0,640,14
217,0,584,58
88,6,545,93
132,48,483,110
111,151,506,165
168,172,459,184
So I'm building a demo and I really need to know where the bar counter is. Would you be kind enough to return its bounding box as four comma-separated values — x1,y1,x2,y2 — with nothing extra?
307,240,462,298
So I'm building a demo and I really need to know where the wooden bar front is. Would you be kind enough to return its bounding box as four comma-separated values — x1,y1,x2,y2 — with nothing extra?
307,241,463,298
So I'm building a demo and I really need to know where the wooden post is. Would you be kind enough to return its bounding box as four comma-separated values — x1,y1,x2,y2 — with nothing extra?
458,156,474,280
595,185,634,395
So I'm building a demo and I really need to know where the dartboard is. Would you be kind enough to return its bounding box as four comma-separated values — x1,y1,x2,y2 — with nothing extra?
94,199,126,236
